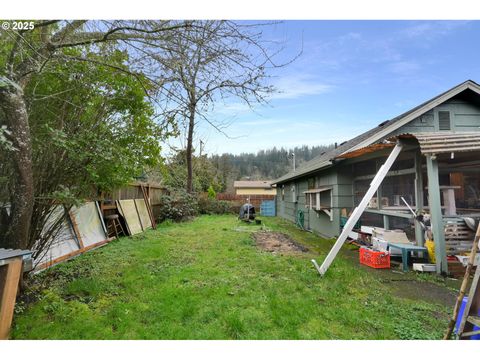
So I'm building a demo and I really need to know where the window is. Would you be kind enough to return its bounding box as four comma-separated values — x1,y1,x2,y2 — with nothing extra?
438,111,451,131
304,187,333,221
291,185,296,202
281,185,285,201
304,187,332,210
307,177,316,190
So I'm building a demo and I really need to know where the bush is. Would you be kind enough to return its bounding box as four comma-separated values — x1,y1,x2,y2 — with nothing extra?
207,185,216,199
197,194,240,215
157,190,198,222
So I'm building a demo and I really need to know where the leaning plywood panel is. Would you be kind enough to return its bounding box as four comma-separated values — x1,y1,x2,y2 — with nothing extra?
34,206,81,269
118,199,143,235
135,199,152,230
116,200,131,235
71,202,108,247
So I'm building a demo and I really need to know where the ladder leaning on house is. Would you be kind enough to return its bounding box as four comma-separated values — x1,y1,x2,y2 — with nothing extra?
456,264,480,339
444,221,480,340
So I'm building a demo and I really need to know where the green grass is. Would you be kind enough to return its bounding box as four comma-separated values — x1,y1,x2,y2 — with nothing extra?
12,215,453,339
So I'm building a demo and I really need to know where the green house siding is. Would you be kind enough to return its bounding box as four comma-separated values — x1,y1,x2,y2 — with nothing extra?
275,85,480,240
276,168,350,238
275,180,299,223
390,99,480,136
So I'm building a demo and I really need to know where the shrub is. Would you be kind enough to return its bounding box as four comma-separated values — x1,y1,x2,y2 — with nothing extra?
157,190,198,222
197,194,240,215
207,185,216,199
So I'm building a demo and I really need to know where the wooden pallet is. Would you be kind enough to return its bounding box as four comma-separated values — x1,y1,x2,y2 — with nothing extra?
444,217,475,255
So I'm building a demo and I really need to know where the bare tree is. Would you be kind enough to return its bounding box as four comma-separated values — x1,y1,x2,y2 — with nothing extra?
0,20,191,250
154,21,292,193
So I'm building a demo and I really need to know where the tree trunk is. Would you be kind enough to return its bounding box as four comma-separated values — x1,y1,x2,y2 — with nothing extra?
185,109,195,193
0,88,34,250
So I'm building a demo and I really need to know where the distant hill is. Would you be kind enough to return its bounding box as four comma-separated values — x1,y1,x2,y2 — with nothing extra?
209,144,334,192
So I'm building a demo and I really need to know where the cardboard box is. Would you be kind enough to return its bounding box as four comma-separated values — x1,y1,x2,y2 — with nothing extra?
372,228,410,244
372,237,402,256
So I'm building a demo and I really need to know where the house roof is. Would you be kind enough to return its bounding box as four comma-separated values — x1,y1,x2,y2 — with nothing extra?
395,132,480,155
272,80,480,185
234,180,273,189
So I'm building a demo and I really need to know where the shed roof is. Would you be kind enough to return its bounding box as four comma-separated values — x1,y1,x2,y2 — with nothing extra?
233,180,274,189
272,80,480,184
396,132,480,155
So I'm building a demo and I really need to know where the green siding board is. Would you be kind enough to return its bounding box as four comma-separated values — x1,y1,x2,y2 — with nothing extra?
392,101,480,135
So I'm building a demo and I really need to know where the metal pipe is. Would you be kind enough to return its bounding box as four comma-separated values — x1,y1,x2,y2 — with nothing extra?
401,196,426,230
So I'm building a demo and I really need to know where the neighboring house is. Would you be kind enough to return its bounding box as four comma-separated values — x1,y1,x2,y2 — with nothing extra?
233,181,276,196
272,80,480,274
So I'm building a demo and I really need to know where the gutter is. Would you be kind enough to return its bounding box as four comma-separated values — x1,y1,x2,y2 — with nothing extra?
271,161,336,185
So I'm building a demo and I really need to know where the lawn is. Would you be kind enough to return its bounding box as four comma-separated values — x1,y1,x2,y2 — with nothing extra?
12,215,455,339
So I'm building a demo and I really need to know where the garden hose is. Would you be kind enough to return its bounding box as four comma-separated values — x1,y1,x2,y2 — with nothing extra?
296,209,305,230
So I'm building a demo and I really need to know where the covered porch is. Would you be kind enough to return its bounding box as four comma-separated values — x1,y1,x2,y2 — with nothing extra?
337,132,480,274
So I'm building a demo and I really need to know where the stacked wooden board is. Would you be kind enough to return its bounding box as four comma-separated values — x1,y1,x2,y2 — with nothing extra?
34,198,155,271
444,217,475,255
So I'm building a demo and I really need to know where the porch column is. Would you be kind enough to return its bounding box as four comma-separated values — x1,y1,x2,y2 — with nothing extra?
426,154,448,274
383,215,390,230
414,151,425,246
376,158,389,230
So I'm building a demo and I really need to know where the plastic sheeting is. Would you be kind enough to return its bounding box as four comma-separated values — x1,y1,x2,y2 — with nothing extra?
71,202,107,247
34,206,80,268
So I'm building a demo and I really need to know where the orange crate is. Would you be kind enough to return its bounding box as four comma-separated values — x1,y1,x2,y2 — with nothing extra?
359,247,390,269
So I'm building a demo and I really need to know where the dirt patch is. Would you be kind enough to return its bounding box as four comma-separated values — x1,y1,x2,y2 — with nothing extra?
387,279,457,307
342,246,458,307
252,231,309,254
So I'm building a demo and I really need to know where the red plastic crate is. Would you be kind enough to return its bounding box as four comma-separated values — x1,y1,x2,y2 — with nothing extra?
359,247,390,269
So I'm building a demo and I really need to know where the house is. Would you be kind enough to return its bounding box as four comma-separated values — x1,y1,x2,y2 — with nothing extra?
272,80,480,274
233,180,276,196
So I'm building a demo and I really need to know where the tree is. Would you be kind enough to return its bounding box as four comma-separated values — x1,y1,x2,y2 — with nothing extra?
12,48,170,258
160,148,221,193
0,20,191,250
154,21,288,193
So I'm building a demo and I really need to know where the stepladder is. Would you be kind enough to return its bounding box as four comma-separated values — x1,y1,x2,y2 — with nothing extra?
456,263,480,339
444,220,480,340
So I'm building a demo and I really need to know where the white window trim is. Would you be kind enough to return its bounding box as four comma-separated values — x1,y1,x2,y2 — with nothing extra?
303,187,333,221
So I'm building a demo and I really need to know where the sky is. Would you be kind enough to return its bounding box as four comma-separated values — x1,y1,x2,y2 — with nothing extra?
163,20,480,156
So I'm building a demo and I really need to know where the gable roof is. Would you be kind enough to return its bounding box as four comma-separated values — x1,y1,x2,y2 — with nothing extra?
273,80,480,185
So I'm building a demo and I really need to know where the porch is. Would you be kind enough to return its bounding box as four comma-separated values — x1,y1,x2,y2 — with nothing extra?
338,132,480,274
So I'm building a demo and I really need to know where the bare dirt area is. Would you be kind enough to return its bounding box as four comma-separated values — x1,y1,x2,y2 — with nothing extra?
342,246,458,307
252,231,309,254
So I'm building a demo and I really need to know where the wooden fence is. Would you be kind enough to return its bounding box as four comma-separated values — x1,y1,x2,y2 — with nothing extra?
216,193,275,209
105,182,168,219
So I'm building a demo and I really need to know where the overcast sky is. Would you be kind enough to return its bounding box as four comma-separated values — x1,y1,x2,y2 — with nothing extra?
164,20,480,156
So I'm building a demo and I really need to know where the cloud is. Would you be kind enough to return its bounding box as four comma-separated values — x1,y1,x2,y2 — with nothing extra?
388,60,421,75
213,102,253,116
400,21,470,41
269,74,333,100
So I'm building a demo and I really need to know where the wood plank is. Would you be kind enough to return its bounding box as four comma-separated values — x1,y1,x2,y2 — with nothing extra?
67,209,85,249
0,259,23,339
140,185,156,228
116,200,132,236
133,198,144,232
451,223,480,338
314,142,403,276
467,315,480,327
34,238,113,271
